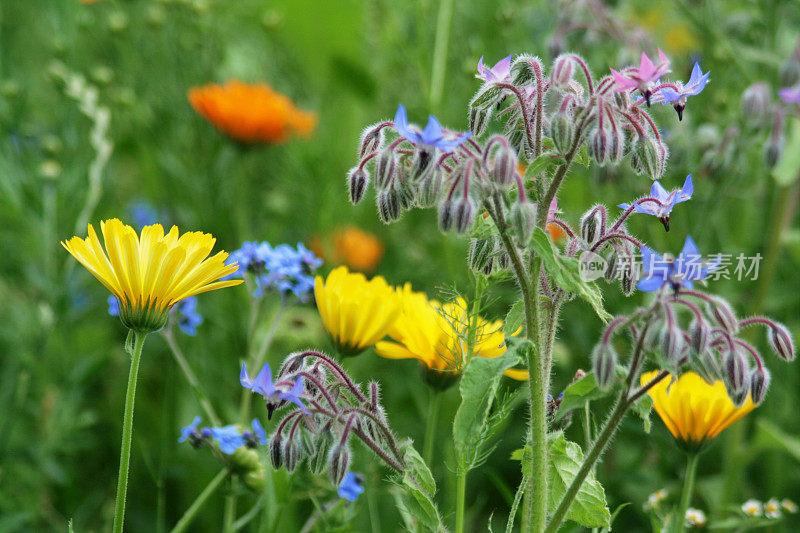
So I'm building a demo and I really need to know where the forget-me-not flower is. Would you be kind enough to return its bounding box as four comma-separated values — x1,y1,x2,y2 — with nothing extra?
637,236,720,293
338,472,365,502
225,241,321,301
618,174,693,231
611,50,671,105
179,416,202,443
476,55,513,84
393,104,471,154
240,362,309,419
654,63,710,120
210,426,247,454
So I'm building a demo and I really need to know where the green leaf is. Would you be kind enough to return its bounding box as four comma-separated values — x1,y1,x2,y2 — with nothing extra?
509,446,532,477
503,300,526,337
630,394,653,433
470,214,499,240
772,117,800,186
524,153,560,179
574,143,591,167
555,372,613,421
547,435,611,529
394,441,443,532
453,346,524,460
530,228,612,322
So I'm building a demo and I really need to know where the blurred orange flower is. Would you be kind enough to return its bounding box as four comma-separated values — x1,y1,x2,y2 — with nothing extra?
311,226,384,272
188,80,317,144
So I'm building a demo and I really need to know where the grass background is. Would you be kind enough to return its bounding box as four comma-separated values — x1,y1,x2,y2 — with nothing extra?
0,0,798,530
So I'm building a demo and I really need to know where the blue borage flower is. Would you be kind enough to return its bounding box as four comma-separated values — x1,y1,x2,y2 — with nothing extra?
338,472,365,502
618,175,693,231
240,362,309,419
108,295,202,335
178,417,268,454
224,241,321,300
651,62,710,120
476,55,512,84
393,104,471,154
779,85,800,106
637,236,721,293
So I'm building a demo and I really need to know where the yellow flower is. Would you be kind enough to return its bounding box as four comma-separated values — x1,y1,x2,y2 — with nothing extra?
188,80,317,144
63,219,242,332
314,266,401,356
641,371,755,451
375,287,528,389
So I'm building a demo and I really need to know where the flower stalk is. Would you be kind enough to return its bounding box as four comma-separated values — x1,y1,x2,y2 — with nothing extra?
671,453,699,533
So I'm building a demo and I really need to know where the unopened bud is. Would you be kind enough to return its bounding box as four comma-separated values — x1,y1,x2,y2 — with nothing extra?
589,127,611,165
591,343,617,391
491,144,517,188
603,251,618,282
551,54,575,89
493,236,512,272
688,319,710,356
283,437,301,473
469,238,494,274
750,366,770,404
706,298,739,334
779,60,800,87
452,196,476,234
410,149,434,181
510,201,537,244
395,176,416,210
549,112,574,154
661,324,685,364
608,128,624,164
767,322,795,361
510,54,543,86
269,432,283,470
632,136,665,180
377,189,401,224
470,106,491,137
359,123,385,158
723,348,748,396
328,444,351,486
309,430,333,475
374,148,396,191
730,386,750,408
741,83,771,127
438,198,455,232
579,206,605,245
765,133,784,169
417,170,443,208
620,258,636,296
347,166,369,205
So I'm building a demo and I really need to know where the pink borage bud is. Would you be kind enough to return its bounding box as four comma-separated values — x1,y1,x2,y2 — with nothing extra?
551,54,575,89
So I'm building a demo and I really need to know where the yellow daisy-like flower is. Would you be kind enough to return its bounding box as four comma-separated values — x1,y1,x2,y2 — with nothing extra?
641,370,755,452
376,286,528,389
314,266,401,356
63,219,242,332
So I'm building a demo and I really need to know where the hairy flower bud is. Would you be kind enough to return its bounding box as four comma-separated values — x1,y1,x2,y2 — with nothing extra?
309,430,333,475
452,196,476,234
706,298,739,334
608,128,624,164
510,54,544,86
269,432,283,470
589,127,611,165
359,123,385,157
470,106,491,137
417,170,443,208
723,348,748,397
549,112,574,154
661,324,686,364
328,444,351,486
741,83,771,127
632,136,665,180
410,149,434,181
779,59,800,87
750,366,770,405
438,198,455,232
765,132,784,169
620,257,636,296
347,166,369,205
469,238,494,274
603,251,618,282
283,436,302,473
591,343,617,391
491,144,518,188
510,201,537,244
551,54,575,89
493,236,512,272
376,188,401,224
374,148,396,191
688,319,710,357
579,206,605,246
767,322,795,361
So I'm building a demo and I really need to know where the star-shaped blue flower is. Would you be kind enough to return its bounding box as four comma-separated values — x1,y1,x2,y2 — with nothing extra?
178,416,202,443
393,104,471,154
618,175,693,231
338,472,365,502
656,62,710,120
637,236,720,293
250,418,268,445
240,362,309,418
476,55,512,83
210,426,246,454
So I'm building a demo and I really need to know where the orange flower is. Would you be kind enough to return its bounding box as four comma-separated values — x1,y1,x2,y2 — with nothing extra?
311,226,384,272
188,80,317,144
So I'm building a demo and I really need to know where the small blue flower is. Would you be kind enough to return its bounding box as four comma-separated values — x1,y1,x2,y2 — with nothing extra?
176,297,203,336
618,175,693,231
338,472,365,502
654,63,710,120
210,426,246,454
393,104,471,154
128,201,166,230
224,241,321,301
178,416,202,443
108,295,120,316
476,55,512,83
637,236,720,293
251,418,268,445
240,362,309,418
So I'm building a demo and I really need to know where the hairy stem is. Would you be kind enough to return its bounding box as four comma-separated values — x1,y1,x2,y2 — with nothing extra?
423,391,443,465
455,470,467,533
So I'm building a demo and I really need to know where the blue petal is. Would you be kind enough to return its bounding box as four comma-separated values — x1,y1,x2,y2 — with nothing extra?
640,246,664,275
420,115,445,145
253,363,275,396
107,295,120,316
251,418,268,445
618,202,631,210
679,174,693,201
436,131,472,153
178,416,202,442
633,202,655,216
211,426,245,454
338,472,365,502
679,236,700,262
240,363,253,390
650,181,669,201
637,275,666,292
394,105,420,144
659,87,681,103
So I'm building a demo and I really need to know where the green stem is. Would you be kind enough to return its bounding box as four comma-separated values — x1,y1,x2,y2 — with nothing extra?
423,390,443,465
113,331,148,533
670,453,699,533
170,469,228,533
429,0,455,112
162,329,221,427
223,477,236,533
455,470,467,533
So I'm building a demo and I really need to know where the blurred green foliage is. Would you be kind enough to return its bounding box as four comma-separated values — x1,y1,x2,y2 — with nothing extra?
0,0,798,531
